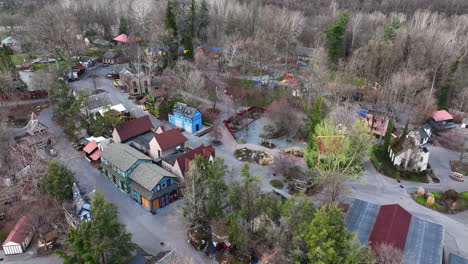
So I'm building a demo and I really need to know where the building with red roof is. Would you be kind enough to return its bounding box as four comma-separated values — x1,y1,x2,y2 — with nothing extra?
2,216,35,255
428,110,456,131
148,128,188,160
161,144,215,179
112,115,154,143
82,139,103,162
368,204,412,250
345,199,444,264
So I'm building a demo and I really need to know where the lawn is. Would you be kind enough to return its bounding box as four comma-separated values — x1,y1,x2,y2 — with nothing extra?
243,86,286,108
10,53,35,66
33,60,69,71
450,160,468,176
413,189,468,213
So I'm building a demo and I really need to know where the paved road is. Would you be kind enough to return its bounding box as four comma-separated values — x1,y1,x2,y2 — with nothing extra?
38,107,216,264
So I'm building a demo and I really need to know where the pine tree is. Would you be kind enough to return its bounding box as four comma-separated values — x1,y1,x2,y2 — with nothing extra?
383,118,394,151
42,161,76,200
183,35,194,61
118,16,128,35
57,192,134,264
304,204,363,264
402,119,409,137
325,11,350,62
189,0,196,38
198,0,209,42
164,0,178,38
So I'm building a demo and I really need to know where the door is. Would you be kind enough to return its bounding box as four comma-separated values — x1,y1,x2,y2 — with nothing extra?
141,196,150,209
195,124,200,131
112,175,116,184
152,198,160,209
175,119,182,128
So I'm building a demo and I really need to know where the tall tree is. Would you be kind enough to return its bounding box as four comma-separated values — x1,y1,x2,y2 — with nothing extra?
57,192,134,264
304,204,366,264
42,161,76,200
197,0,209,42
304,95,326,137
205,157,228,218
183,35,194,61
305,119,373,202
325,11,350,62
383,119,394,150
165,0,178,38
118,16,128,35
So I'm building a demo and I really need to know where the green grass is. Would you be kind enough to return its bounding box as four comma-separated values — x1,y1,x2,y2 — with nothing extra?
270,180,284,189
243,86,286,108
33,60,69,71
430,191,441,199
10,54,34,65
461,192,468,198
237,79,255,88
84,48,106,58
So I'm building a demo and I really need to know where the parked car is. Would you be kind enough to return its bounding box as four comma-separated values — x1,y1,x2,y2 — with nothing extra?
106,72,120,80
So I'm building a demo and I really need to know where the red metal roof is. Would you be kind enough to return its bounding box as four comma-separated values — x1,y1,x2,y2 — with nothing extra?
176,145,215,176
2,216,34,246
83,140,98,154
115,115,154,142
113,34,139,43
431,110,453,122
368,204,412,250
90,149,102,161
153,128,188,151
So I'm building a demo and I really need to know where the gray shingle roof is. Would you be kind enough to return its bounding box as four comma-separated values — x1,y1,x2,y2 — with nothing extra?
103,51,118,59
100,143,151,172
449,254,468,264
173,102,198,118
129,163,176,192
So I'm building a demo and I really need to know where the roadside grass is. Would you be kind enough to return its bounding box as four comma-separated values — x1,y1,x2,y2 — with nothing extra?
33,61,69,71
10,53,34,65
270,179,284,189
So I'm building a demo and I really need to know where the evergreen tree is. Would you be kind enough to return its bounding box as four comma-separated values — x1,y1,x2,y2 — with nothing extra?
325,11,350,62
42,161,76,200
383,118,393,151
183,35,194,61
118,16,128,35
383,18,401,41
165,0,178,38
304,204,364,264
402,119,409,138
57,192,135,264
0,46,15,73
205,157,228,218
198,0,209,42
438,57,460,109
189,0,196,38
306,95,326,136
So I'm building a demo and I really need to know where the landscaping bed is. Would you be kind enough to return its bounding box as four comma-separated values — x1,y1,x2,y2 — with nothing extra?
450,160,468,176
234,147,274,165
260,140,276,149
269,179,284,189
370,145,430,183
412,187,468,214
283,147,304,157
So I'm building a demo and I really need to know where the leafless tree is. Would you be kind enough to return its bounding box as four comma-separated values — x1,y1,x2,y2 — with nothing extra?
273,152,296,177
373,243,403,264
171,62,206,100
263,98,302,139
438,129,468,166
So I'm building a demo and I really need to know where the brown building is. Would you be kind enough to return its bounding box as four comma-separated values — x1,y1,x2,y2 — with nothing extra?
119,68,152,96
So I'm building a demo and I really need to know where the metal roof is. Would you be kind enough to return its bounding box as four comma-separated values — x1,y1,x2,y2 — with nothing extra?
173,102,199,118
100,143,151,172
449,254,468,264
345,199,380,245
403,216,444,264
369,204,412,250
130,163,176,192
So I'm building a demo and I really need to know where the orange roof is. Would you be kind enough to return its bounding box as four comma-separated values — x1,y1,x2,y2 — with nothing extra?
83,140,98,154
90,149,102,161
153,128,188,151
431,110,453,122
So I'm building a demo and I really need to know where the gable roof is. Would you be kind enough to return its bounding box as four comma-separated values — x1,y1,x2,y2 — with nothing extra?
152,128,188,151
173,102,199,118
369,204,412,250
130,163,176,192
100,143,151,172
403,216,444,264
2,216,34,246
175,144,215,176
431,110,453,122
83,140,98,154
115,115,154,142
450,254,468,264
344,199,380,245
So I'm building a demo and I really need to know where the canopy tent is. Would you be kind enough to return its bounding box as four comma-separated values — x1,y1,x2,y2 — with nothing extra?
113,34,140,43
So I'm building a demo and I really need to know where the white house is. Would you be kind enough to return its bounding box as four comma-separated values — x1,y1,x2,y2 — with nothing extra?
462,118,468,129
388,131,430,172
418,123,432,145
2,216,35,255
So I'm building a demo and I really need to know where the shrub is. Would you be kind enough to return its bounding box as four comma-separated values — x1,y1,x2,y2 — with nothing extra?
270,180,284,189
0,229,9,242
430,203,439,209
442,189,459,201
237,138,246,144
415,196,426,205
430,191,441,199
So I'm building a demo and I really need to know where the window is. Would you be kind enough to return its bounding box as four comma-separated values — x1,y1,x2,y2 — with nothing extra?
162,183,166,188
167,179,171,186
144,88,148,93
133,81,137,87
133,89,138,93
157,184,161,191
144,80,148,86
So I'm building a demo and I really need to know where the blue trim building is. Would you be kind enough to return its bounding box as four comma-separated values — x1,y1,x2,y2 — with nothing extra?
168,102,202,133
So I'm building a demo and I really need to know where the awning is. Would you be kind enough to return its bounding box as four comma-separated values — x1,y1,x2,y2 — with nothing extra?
83,140,98,154
90,149,102,161
113,34,139,43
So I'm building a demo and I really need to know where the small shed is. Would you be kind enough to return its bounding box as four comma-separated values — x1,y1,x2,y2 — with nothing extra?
2,216,35,255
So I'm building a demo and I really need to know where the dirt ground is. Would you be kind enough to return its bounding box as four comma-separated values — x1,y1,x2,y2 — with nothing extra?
2,102,50,127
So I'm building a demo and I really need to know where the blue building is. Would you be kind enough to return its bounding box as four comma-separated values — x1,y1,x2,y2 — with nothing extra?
168,102,202,133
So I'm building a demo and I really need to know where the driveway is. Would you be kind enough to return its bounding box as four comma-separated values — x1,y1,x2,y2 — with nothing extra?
38,108,216,264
